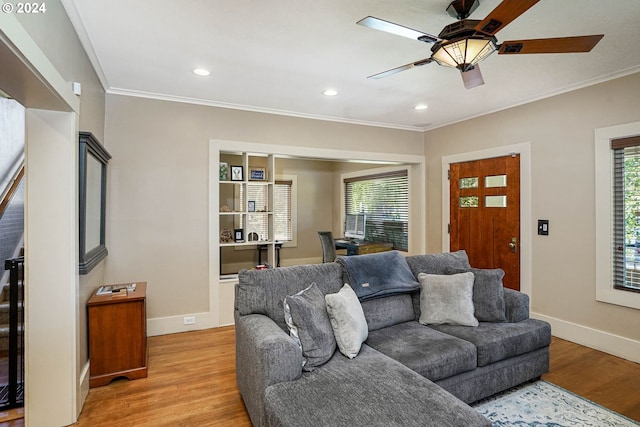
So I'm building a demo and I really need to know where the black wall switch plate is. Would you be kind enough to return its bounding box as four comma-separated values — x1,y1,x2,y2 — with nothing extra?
538,220,549,236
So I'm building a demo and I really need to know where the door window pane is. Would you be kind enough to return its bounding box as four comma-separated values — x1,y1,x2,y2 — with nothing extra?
485,175,507,188
460,196,479,208
485,195,507,207
460,177,478,189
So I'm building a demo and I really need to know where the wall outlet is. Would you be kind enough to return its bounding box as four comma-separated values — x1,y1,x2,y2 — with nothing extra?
183,316,196,325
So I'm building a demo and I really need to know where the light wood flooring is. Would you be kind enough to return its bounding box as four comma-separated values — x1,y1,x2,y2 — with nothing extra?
3,326,640,426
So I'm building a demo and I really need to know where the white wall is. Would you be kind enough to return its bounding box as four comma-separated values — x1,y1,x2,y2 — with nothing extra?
25,109,78,426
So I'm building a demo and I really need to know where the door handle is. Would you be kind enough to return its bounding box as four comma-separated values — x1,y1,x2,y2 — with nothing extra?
508,237,517,253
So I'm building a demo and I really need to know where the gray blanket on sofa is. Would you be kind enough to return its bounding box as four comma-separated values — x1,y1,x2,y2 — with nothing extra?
337,250,420,300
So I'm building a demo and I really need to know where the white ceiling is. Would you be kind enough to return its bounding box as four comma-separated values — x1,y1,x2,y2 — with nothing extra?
65,0,640,131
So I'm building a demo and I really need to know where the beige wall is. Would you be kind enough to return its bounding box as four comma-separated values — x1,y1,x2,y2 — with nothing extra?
425,72,640,344
15,1,105,141
104,94,423,320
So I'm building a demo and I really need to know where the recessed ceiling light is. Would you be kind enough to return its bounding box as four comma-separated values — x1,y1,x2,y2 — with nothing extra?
322,89,338,96
414,104,428,110
193,68,210,76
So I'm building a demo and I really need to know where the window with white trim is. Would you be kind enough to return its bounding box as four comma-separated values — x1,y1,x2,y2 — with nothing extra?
611,136,640,292
595,122,640,310
344,170,408,251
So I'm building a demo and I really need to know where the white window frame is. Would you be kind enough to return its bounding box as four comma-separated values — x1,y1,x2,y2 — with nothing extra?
276,174,297,247
595,121,640,309
340,165,411,252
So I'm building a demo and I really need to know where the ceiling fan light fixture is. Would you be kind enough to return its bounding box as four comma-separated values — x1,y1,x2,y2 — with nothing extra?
446,0,480,20
432,37,497,70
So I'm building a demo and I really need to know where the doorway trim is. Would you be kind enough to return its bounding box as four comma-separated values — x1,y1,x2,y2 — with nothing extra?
441,142,532,297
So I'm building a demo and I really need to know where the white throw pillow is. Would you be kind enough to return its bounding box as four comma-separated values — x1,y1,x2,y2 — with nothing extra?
325,284,368,359
418,272,479,327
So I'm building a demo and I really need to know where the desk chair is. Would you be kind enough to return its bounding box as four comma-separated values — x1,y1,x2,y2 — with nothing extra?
317,231,337,263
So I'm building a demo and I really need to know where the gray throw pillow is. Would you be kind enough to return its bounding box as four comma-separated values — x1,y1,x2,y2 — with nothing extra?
284,283,336,371
325,284,368,359
445,267,507,323
418,272,479,327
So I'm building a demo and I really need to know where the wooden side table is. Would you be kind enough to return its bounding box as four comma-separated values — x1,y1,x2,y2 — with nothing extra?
87,282,147,388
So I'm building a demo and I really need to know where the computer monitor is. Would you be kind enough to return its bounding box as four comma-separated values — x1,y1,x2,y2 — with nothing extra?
344,213,366,240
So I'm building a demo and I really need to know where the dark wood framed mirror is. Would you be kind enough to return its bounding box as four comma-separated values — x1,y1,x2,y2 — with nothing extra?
79,131,111,274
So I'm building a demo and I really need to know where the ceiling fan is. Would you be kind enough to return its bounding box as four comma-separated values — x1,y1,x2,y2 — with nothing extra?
357,0,604,89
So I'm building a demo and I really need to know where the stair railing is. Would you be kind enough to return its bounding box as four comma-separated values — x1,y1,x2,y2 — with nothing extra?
0,165,24,221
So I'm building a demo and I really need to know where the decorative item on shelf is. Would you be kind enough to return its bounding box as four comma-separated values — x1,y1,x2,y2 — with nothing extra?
231,165,243,181
234,228,244,243
248,232,259,242
248,200,256,212
219,162,229,181
220,205,232,212
220,228,234,243
249,166,266,181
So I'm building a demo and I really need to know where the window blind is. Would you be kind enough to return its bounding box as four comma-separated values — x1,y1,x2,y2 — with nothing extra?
344,170,409,251
240,180,292,242
274,180,292,241
611,136,640,291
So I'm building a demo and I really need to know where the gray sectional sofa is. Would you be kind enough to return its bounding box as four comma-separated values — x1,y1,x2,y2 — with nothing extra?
235,250,551,427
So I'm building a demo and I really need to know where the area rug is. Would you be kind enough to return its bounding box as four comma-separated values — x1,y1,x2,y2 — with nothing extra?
472,380,640,426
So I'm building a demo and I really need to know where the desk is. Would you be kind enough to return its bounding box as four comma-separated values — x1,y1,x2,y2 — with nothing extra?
335,240,394,256
258,242,283,267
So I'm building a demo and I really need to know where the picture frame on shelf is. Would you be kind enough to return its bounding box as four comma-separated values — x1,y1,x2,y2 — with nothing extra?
231,165,244,181
234,228,244,243
249,166,266,181
219,162,229,181
248,200,256,212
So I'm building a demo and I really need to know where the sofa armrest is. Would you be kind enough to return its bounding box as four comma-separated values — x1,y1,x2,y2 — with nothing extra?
235,312,303,427
503,288,530,323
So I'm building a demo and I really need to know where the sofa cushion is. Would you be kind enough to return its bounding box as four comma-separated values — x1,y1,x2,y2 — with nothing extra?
264,344,491,427
405,250,472,276
284,284,336,371
418,272,479,327
337,250,419,300
325,284,368,359
365,321,477,381
430,319,552,367
237,263,344,331
445,267,507,323
361,293,415,332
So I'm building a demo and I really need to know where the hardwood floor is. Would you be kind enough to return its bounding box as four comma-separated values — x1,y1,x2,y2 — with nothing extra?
75,326,250,427
5,328,640,426
544,336,640,422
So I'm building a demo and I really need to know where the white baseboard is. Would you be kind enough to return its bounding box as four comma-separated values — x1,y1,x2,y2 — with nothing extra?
147,311,212,337
532,312,640,364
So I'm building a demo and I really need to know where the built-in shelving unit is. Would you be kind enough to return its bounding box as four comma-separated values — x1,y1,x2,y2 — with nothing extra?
216,150,276,278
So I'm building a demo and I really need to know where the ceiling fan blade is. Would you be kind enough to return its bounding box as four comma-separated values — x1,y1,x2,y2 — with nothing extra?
357,16,440,44
475,0,540,35
498,35,604,54
460,65,484,89
368,58,433,79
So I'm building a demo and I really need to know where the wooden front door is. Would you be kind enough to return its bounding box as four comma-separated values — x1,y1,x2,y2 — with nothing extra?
450,154,520,290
